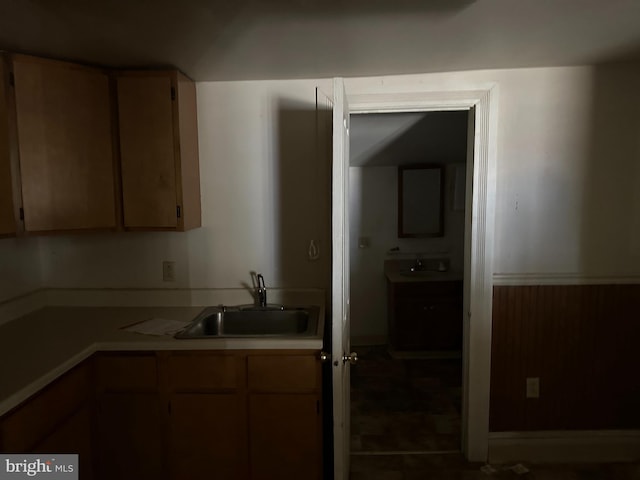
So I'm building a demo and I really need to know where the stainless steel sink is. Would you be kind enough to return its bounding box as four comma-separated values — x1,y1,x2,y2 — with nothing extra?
175,305,319,338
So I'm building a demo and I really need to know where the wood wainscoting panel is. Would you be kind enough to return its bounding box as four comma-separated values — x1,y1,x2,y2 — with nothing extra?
490,284,640,432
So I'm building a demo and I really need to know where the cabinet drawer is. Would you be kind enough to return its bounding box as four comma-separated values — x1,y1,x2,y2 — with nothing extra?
1,360,92,452
168,353,238,391
248,355,319,392
397,298,461,319
96,353,157,391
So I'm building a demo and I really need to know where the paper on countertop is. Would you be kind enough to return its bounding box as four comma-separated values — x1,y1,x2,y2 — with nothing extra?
121,318,188,336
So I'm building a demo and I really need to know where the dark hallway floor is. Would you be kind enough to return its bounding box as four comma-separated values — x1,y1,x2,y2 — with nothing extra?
350,345,462,453
349,345,640,479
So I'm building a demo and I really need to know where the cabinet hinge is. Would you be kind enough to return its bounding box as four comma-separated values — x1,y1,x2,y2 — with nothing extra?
19,207,24,221
170,86,176,101
176,205,181,218
9,72,15,87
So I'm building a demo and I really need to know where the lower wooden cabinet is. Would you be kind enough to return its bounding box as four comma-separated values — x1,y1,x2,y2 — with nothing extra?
247,353,322,480
169,393,248,480
0,360,94,478
32,405,94,480
1,349,323,480
96,393,164,480
249,394,321,480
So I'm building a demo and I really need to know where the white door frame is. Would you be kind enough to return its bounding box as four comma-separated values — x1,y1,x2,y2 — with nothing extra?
340,86,499,462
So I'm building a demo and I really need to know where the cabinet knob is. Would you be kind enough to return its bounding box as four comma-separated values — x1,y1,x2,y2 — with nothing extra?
342,352,359,365
319,351,331,363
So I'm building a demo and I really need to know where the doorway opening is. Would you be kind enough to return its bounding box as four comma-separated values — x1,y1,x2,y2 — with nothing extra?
330,82,498,480
348,110,471,457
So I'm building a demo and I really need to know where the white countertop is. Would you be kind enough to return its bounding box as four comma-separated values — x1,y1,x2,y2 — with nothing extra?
0,305,324,416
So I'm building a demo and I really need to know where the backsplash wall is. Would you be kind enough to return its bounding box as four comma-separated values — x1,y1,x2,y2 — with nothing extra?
0,237,41,303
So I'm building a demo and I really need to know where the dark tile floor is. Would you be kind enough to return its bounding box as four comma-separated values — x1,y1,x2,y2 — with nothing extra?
349,345,640,479
351,345,462,453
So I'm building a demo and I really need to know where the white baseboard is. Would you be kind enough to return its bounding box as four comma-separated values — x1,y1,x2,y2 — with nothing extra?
488,430,640,463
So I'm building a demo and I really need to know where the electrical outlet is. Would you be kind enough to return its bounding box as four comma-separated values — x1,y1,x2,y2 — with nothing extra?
162,261,176,282
526,377,540,398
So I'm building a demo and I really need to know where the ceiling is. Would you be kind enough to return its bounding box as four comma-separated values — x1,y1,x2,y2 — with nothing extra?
350,111,468,167
1,0,640,81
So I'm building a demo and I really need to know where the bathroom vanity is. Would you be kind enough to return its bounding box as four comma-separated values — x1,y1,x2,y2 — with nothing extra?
386,266,463,352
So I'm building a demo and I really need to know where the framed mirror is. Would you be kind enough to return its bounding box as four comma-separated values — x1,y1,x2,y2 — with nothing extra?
398,164,444,237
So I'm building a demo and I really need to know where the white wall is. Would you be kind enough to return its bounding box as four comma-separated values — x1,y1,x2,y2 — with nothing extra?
37,79,332,292
347,64,640,278
0,238,42,303
2,64,640,307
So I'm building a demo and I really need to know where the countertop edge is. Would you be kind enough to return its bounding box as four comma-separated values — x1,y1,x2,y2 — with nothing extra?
0,303,325,417
0,336,324,417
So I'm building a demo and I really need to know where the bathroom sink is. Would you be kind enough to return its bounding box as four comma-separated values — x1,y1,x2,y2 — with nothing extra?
175,305,319,338
399,270,446,277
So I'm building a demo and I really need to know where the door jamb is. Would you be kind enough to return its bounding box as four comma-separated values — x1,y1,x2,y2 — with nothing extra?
344,86,498,461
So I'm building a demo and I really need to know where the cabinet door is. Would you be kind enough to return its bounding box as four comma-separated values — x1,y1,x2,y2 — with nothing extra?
249,394,321,480
97,393,164,480
170,394,247,480
32,405,94,480
117,73,178,229
0,58,16,236
12,55,116,232
395,298,462,350
0,361,93,453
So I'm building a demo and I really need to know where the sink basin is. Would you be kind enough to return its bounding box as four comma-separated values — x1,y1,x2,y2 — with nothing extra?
175,305,319,339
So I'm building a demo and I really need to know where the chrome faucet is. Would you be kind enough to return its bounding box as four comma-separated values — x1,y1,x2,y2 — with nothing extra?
256,273,267,308
410,257,425,272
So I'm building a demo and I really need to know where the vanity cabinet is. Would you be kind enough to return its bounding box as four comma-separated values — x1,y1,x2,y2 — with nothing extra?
387,280,463,351
11,55,117,233
0,56,17,236
116,71,201,231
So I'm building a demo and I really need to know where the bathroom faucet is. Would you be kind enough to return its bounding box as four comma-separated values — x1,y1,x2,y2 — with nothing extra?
410,257,424,272
256,273,267,308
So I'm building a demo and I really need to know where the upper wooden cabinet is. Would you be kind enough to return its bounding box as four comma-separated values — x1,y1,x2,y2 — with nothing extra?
117,71,201,231
0,56,18,236
12,55,118,232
